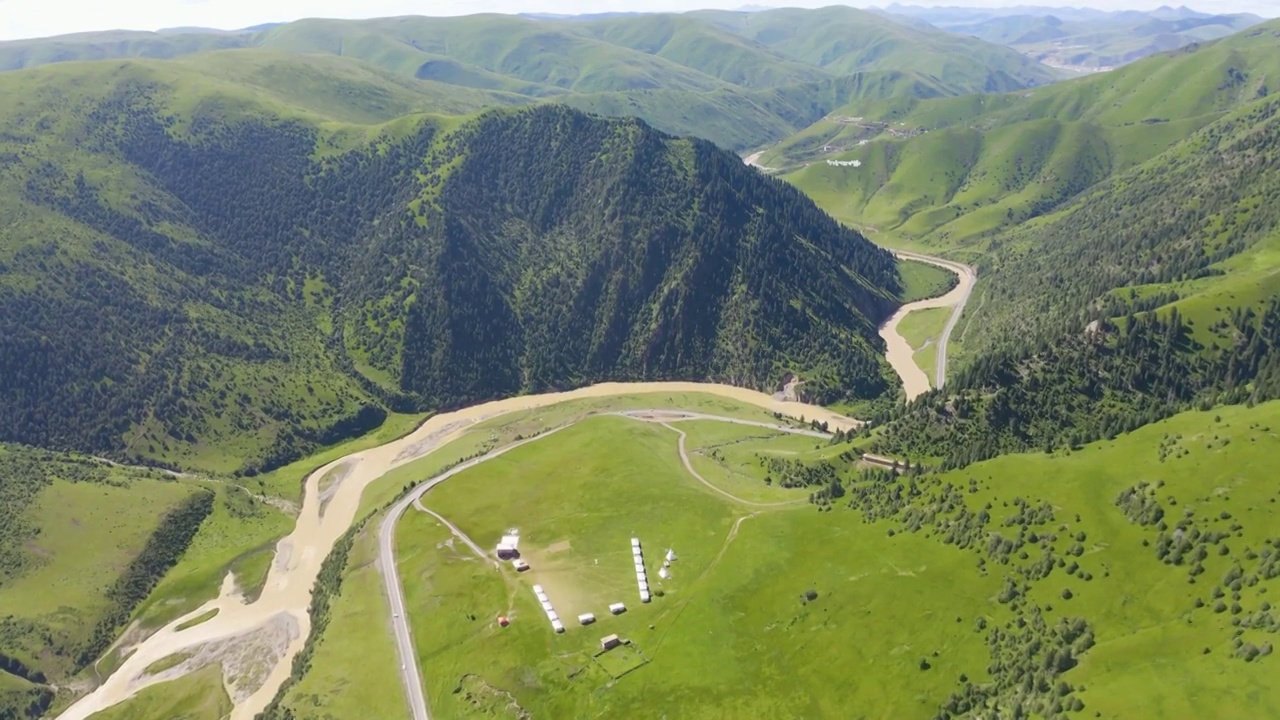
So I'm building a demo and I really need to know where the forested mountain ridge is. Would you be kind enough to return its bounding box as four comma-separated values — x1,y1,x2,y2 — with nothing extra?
0,8,1064,152
0,64,901,474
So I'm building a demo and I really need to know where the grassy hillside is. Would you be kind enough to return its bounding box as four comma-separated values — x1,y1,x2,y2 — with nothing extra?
691,6,1063,89
0,62,904,475
777,20,1280,244
0,444,219,718
263,401,1280,720
0,10,1065,152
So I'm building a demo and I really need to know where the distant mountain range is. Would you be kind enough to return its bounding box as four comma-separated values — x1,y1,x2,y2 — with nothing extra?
0,7,1064,152
879,3,1267,70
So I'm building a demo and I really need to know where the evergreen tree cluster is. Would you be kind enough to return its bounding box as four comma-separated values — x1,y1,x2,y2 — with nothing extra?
873,299,1280,470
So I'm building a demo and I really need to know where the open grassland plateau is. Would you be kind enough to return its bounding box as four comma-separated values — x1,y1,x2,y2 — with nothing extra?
381,399,1280,720
391,416,998,719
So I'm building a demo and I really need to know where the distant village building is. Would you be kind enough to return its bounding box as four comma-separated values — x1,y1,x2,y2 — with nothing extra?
578,613,596,625
600,633,622,651
609,602,627,615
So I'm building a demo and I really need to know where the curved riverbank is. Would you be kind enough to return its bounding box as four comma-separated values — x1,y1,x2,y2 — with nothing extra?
879,252,977,400
57,382,858,720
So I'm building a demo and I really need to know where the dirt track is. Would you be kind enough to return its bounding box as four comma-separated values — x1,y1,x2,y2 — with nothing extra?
57,382,856,720
878,251,977,400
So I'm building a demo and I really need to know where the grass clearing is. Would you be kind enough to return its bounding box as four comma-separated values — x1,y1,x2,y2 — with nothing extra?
133,486,292,633
175,609,219,633
87,663,230,720
275,522,403,720
895,306,951,386
0,472,199,681
679,420,839,503
899,258,959,303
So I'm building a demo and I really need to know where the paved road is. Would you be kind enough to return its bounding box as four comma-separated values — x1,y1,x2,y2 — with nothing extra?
378,410,838,720
378,426,571,720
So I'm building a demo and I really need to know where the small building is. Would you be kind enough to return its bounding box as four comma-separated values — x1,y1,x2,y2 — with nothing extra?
578,613,596,625
640,590,651,603
609,602,627,615
552,620,565,633
496,533,521,559
631,538,641,548
513,559,529,572
532,584,544,594
600,633,622,651
541,600,554,612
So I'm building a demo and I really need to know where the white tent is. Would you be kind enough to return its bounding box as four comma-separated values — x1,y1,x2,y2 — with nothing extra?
658,567,670,580
666,549,677,562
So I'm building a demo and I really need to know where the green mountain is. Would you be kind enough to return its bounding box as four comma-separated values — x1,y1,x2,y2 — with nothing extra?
0,59,902,475
881,4,1266,71
0,9,1064,152
775,20,1280,248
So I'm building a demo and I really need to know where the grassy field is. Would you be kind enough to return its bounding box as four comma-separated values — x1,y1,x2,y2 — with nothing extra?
89,664,231,720
0,466,201,682
360,399,1280,719
926,400,1280,717
390,415,999,718
896,307,951,387
275,523,403,719
899,259,959,303
130,486,292,634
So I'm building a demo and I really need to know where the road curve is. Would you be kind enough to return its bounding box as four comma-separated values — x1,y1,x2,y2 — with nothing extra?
378,410,838,719
878,251,977,400
58,382,856,720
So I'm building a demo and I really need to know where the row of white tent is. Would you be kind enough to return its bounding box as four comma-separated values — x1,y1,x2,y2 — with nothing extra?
632,537,651,603
532,584,564,633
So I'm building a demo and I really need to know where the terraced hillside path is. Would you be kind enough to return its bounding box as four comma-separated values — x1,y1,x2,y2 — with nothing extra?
57,382,854,720
878,251,977,400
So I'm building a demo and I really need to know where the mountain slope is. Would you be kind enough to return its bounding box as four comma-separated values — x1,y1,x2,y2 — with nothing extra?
776,20,1280,246
691,6,1064,90
0,62,901,474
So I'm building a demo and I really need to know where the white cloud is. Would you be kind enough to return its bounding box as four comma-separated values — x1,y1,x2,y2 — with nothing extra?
0,0,1273,42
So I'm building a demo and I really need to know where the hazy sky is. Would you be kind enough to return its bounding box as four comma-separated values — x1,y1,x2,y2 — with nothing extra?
0,0,1274,42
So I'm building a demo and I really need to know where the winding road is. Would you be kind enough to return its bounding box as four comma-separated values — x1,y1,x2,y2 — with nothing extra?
878,250,977,400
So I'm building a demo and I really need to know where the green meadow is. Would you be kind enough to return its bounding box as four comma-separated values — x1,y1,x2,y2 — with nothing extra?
366,400,1280,719
896,307,952,386
391,415,1000,718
